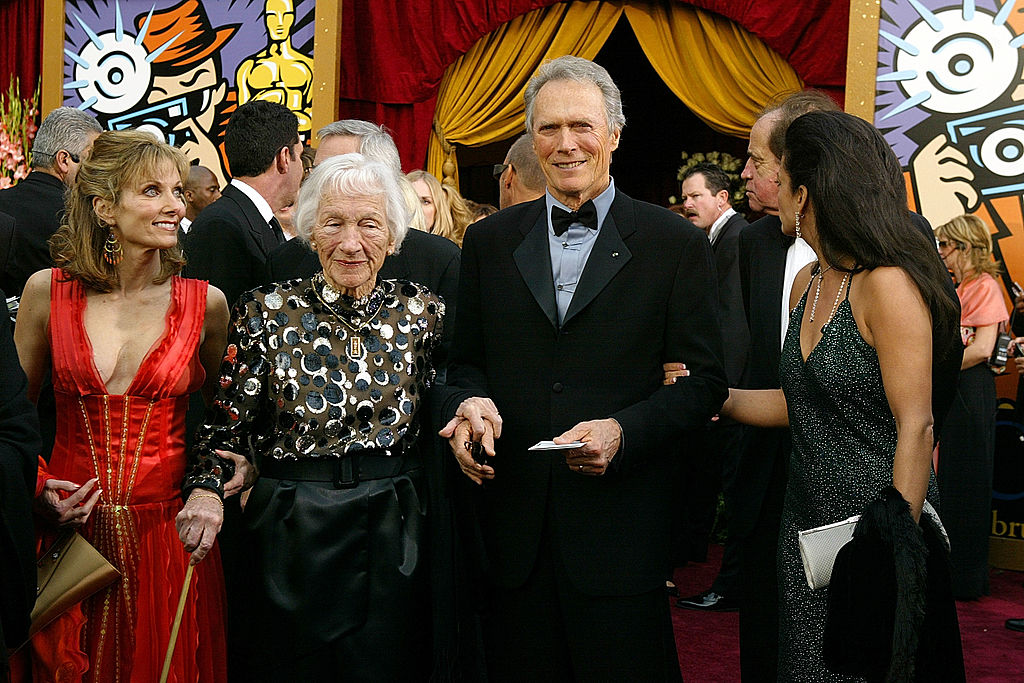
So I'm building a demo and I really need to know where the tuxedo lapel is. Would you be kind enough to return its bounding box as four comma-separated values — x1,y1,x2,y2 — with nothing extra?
223,184,278,256
513,206,558,330
562,193,633,326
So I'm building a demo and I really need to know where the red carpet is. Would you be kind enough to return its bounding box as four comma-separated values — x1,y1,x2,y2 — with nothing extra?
670,545,1024,682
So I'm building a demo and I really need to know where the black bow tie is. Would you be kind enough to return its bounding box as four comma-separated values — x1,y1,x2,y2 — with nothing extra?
551,201,598,236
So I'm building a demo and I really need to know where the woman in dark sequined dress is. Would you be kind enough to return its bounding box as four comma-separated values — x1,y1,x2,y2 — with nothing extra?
182,154,446,681
669,112,964,681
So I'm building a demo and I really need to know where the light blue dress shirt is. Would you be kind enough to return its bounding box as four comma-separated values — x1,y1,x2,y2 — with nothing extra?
545,178,616,325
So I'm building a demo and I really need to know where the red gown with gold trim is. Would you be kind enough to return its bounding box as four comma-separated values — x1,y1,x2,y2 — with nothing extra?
24,270,227,683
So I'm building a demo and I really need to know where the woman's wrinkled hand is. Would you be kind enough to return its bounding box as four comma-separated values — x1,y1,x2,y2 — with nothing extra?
175,490,224,566
662,362,690,385
35,477,102,528
219,449,257,498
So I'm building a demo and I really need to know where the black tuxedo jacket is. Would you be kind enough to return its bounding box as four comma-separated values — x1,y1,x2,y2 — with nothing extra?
0,287,41,659
0,171,65,296
731,215,792,539
183,183,282,308
443,192,727,595
711,212,750,386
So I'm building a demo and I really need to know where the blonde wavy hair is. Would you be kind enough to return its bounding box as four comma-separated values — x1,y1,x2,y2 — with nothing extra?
934,214,1002,282
406,170,472,247
51,130,188,292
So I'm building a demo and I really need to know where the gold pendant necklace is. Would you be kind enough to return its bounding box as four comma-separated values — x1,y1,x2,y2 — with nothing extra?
311,272,382,359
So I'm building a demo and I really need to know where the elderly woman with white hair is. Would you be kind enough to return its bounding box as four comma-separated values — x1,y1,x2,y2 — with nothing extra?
184,153,446,680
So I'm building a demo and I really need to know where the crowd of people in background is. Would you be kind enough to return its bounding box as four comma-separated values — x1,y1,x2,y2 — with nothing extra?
0,51,1017,682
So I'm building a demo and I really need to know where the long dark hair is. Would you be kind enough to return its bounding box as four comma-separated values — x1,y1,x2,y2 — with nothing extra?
782,111,958,346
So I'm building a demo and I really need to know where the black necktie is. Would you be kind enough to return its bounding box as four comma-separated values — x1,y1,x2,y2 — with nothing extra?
269,216,284,243
551,200,598,236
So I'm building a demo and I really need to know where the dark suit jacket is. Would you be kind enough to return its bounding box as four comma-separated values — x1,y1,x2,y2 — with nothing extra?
0,171,65,296
442,192,727,595
0,212,15,298
711,212,750,386
183,183,282,308
0,287,41,660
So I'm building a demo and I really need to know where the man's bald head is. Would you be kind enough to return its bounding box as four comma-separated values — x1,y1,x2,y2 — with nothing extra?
498,133,546,209
183,165,221,221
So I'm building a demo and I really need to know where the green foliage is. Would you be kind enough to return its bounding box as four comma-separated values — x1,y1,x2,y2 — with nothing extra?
0,77,40,189
668,150,748,212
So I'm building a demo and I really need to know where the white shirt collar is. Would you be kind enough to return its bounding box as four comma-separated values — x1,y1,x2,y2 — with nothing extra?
707,207,737,244
230,178,275,224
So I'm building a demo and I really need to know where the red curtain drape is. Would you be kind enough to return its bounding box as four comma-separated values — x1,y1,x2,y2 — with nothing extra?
0,0,43,99
338,0,848,169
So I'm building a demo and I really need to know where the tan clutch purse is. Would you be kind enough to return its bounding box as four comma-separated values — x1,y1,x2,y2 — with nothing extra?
29,531,120,637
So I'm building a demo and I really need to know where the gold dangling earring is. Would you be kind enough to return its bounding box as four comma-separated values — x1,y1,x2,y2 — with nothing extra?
103,226,123,266
794,212,802,240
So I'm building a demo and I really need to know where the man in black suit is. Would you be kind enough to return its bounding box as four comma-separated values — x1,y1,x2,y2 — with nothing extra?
0,107,101,297
440,56,727,680
674,162,749,612
0,285,41,672
184,101,302,307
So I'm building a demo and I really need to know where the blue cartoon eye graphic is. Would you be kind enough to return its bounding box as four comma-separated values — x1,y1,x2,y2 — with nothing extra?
946,104,1024,197
879,1,1023,119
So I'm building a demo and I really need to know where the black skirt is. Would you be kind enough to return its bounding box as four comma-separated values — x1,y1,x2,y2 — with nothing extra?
241,461,429,681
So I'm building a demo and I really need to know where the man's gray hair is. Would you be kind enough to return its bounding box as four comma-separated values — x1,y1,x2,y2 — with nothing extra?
317,120,402,175
293,153,410,252
507,133,545,192
30,107,102,170
524,56,625,135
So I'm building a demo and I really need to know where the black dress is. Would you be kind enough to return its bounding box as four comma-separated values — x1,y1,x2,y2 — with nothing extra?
186,274,445,681
777,280,942,681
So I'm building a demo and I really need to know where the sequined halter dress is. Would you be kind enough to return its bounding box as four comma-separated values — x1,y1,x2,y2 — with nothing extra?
776,274,940,682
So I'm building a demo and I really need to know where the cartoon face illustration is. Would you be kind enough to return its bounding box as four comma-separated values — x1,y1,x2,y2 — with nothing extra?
63,0,315,185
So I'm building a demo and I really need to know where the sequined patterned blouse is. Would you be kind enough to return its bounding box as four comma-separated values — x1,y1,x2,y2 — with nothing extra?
185,274,445,493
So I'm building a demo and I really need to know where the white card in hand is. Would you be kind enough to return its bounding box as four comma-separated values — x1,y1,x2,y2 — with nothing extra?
528,440,584,451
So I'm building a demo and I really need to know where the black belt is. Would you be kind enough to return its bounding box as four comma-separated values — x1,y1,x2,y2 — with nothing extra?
258,447,420,489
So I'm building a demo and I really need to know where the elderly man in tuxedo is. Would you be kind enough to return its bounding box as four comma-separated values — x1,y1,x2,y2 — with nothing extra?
441,55,726,680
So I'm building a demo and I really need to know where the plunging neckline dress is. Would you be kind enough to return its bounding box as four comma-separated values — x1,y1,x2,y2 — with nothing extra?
25,269,226,683
776,278,940,681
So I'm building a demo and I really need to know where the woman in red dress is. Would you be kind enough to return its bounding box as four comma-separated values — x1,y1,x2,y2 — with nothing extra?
14,130,239,682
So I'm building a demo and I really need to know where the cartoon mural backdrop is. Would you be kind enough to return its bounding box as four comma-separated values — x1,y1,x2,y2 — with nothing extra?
61,0,314,188
872,0,1024,567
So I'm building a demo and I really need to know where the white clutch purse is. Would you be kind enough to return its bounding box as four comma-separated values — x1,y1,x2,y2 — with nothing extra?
798,500,943,590
797,515,860,590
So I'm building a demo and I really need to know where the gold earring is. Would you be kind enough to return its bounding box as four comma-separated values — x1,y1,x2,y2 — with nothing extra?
310,240,318,250
103,227,123,266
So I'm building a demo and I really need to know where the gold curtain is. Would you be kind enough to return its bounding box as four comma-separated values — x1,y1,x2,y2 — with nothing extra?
428,1,805,190
427,1,624,187
623,3,803,138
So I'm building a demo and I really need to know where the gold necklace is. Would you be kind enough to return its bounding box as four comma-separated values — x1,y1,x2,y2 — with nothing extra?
311,272,383,359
